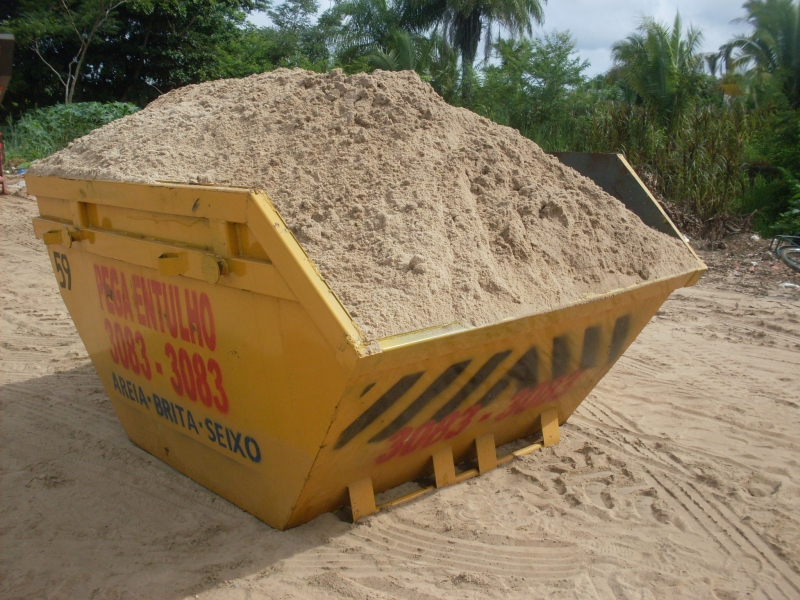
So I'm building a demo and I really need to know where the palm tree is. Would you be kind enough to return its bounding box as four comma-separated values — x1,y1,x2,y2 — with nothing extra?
327,0,540,103
611,13,704,126
325,0,460,98
705,44,736,77
729,0,800,107
367,29,420,70
365,29,459,99
410,0,546,103
706,44,749,97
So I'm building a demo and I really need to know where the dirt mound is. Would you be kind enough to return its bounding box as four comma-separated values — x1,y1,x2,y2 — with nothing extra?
31,68,699,340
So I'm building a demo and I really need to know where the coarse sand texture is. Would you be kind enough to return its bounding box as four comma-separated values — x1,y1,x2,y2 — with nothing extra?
31,68,700,340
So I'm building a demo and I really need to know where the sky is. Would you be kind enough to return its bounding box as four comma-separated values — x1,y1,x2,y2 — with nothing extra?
249,0,750,76
536,0,747,75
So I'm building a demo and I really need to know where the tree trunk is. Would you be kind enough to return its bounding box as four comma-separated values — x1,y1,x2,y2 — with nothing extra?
457,11,482,106
461,56,471,104
122,15,155,102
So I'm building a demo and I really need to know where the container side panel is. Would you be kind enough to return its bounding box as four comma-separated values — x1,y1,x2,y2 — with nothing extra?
46,243,318,529
287,278,683,526
550,152,679,238
114,400,287,528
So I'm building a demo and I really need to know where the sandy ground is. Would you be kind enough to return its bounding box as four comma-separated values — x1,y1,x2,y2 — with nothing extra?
2,181,800,600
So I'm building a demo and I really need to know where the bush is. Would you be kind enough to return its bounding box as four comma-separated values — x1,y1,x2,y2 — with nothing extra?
740,108,800,232
773,170,800,233
2,102,139,166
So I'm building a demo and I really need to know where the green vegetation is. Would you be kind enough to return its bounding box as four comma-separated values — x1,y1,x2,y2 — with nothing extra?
728,0,800,108
3,0,800,234
774,172,800,232
610,15,705,128
2,102,139,166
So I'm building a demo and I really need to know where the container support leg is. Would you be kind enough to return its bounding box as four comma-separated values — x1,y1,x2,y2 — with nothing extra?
432,447,456,488
540,407,560,447
348,477,376,522
475,433,497,473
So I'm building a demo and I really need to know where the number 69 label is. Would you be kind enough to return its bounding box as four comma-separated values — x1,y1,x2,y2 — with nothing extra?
52,251,72,290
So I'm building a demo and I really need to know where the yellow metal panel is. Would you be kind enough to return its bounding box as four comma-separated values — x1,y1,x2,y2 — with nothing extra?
157,253,189,276
540,408,560,446
70,201,90,228
475,433,497,473
113,400,287,527
432,447,456,487
277,299,351,458
348,478,377,522
210,220,239,258
27,177,251,223
236,224,271,260
36,196,72,221
89,203,213,250
47,246,318,528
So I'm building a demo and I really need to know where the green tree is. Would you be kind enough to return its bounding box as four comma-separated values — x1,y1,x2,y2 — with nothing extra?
610,13,704,126
422,31,459,100
217,16,331,77
323,0,458,96
2,0,268,113
730,0,800,107
11,0,127,104
2,102,139,163
474,32,589,146
411,0,546,103
268,0,331,66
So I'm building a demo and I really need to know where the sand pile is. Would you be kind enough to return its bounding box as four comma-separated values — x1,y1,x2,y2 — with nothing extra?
31,68,698,340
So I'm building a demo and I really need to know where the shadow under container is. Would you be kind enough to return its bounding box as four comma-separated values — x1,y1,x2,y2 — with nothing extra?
27,153,706,530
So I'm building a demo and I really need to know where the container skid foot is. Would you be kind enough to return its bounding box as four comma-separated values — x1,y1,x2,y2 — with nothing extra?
348,477,377,522
347,408,561,523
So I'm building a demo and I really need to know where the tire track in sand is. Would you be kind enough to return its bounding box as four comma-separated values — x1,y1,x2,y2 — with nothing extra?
570,408,800,598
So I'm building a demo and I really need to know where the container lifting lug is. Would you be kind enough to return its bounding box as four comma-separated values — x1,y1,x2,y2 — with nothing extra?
42,225,80,248
157,252,189,277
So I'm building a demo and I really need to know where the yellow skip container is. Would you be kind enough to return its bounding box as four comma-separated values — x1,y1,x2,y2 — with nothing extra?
27,153,705,530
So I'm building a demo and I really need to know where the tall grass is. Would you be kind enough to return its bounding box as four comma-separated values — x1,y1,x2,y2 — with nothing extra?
591,102,755,222
2,102,139,165
527,99,759,225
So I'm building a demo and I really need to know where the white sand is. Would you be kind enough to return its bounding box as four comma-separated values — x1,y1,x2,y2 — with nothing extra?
2,186,800,598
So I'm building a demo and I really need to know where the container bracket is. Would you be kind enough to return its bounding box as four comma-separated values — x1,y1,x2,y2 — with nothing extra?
157,252,189,277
